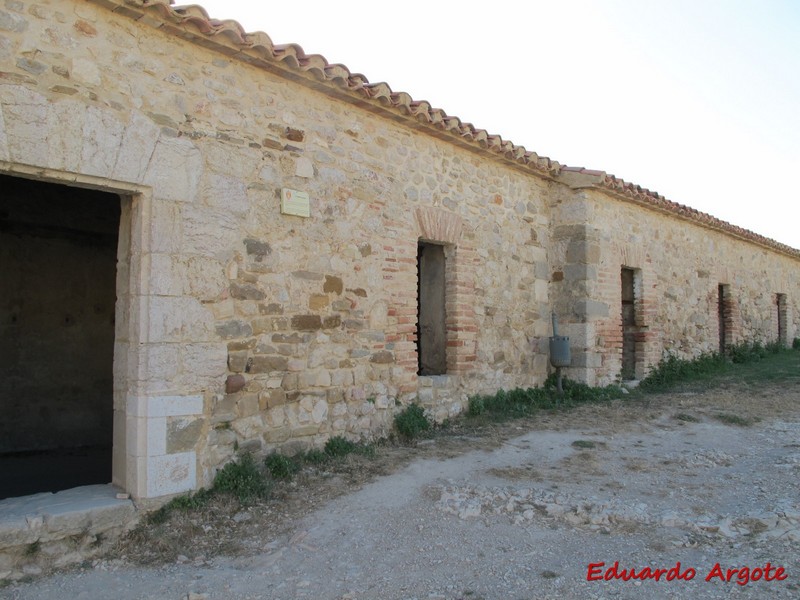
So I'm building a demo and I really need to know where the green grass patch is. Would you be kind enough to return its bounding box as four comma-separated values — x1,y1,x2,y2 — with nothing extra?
640,341,798,392
673,413,700,423
571,440,596,449
265,453,301,480
147,488,215,524
212,453,271,503
264,437,376,481
24,541,40,557
715,413,757,427
466,375,625,423
302,448,328,464
540,570,560,579
324,435,375,458
394,404,431,441
324,435,359,457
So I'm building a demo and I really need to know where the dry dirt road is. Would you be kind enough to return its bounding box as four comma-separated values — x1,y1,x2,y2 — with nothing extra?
4,383,800,600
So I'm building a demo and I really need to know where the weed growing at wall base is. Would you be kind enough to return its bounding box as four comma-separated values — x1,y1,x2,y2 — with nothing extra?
263,436,376,481
467,376,625,421
394,404,431,441
145,453,268,524
640,340,797,391
211,452,271,503
265,453,300,480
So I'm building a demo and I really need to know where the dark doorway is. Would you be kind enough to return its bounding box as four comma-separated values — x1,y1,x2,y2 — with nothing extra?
417,242,447,375
621,267,636,380
777,293,787,346
718,284,728,354
0,174,120,499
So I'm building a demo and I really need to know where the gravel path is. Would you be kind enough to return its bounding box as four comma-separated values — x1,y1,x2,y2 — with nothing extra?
5,391,799,600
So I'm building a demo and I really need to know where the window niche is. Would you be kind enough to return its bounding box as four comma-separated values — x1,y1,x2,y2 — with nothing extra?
417,241,447,375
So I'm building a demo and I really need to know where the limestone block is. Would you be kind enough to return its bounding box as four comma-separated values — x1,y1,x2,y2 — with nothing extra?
534,279,548,302
166,417,204,454
330,369,353,386
264,426,291,443
231,415,264,440
183,206,241,258
128,395,204,419
146,452,196,497
417,388,434,404
186,256,227,301
150,200,183,255
204,142,261,180
211,395,237,424
2,85,48,165
71,57,101,86
147,296,215,343
202,171,249,216
148,253,183,296
295,156,314,178
80,105,125,177
564,264,597,281
45,99,85,173
216,319,253,340
305,369,331,387
574,299,609,319
311,399,328,424
182,342,227,384
250,355,288,373
236,394,259,418
0,8,28,32
144,135,202,203
290,424,320,437
266,406,287,428
142,343,180,384
113,111,162,183
309,294,329,310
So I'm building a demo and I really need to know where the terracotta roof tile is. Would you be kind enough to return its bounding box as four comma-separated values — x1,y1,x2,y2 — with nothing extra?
98,1,798,258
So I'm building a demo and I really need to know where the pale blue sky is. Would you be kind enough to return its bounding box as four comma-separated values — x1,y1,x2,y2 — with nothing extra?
195,0,800,248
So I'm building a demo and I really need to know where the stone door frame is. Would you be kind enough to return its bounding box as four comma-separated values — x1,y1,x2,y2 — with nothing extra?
0,163,152,498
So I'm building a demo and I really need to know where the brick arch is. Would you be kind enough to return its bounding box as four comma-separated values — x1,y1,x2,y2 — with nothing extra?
616,243,647,269
415,206,463,244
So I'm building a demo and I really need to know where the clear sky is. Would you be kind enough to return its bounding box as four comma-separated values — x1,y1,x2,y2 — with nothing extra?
194,0,800,249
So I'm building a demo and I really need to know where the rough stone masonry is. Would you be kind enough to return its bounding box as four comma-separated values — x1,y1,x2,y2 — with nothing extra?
0,0,797,509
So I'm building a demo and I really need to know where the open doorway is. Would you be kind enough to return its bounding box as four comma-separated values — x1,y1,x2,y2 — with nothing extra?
621,267,637,380
718,284,731,353
0,174,120,500
777,293,787,347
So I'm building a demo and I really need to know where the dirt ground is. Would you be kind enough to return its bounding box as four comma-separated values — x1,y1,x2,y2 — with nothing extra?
4,380,800,600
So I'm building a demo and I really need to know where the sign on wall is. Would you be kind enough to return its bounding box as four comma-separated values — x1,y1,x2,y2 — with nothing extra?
281,188,311,218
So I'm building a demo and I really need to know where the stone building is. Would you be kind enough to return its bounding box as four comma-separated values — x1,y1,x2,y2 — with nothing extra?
0,0,797,509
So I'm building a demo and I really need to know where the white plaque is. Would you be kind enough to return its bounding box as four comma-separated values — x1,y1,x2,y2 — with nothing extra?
281,188,310,217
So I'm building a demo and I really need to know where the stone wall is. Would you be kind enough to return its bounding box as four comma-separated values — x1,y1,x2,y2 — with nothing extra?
0,0,551,496
557,189,800,385
0,0,797,502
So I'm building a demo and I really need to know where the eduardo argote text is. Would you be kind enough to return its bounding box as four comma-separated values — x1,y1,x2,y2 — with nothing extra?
587,561,788,586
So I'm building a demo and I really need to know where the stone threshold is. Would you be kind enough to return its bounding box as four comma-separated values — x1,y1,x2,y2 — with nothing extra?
0,484,138,581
